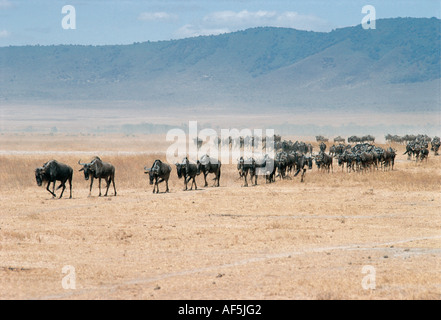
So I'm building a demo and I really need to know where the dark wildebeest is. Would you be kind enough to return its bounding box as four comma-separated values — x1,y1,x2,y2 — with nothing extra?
431,137,440,156
315,152,333,173
144,160,171,193
237,157,256,187
419,147,429,162
175,157,199,191
275,152,288,180
78,157,117,197
197,154,221,187
383,147,396,170
254,154,276,184
35,160,73,199
292,152,312,182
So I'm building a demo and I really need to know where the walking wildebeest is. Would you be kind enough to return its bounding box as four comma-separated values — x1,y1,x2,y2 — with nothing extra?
78,157,117,197
176,157,199,190
144,160,171,193
315,152,333,173
292,152,312,182
237,157,256,187
197,154,221,187
35,160,73,199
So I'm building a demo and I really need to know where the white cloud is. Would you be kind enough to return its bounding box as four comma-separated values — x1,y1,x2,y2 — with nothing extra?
138,12,178,22
0,30,10,38
203,10,278,27
175,24,230,39
174,10,332,39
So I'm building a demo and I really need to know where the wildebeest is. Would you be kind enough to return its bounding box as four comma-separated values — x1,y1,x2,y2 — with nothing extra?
144,160,171,193
419,146,429,162
35,160,73,199
237,157,256,187
292,152,312,182
383,147,396,170
315,152,333,173
78,157,117,197
197,154,221,187
176,157,199,190
431,136,440,156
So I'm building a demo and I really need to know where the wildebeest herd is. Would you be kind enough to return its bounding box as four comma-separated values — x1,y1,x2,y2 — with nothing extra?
34,134,439,198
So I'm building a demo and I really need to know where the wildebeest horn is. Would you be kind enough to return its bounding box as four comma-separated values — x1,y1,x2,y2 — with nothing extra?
78,159,87,166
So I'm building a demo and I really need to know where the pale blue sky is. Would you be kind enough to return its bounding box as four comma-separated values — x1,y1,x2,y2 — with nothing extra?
0,0,439,46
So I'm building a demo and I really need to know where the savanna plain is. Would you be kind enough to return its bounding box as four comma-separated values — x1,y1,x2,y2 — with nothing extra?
0,133,440,300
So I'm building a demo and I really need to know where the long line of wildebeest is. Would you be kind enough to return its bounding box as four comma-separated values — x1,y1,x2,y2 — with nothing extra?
34,134,440,199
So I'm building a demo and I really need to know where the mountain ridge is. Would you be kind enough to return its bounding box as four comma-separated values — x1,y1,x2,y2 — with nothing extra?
0,17,439,112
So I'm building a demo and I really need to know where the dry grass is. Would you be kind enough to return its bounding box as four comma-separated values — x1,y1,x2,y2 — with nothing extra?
0,134,440,300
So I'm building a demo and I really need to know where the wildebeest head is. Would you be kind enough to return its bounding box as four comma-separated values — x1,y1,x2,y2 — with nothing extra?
78,160,93,180
175,163,184,179
305,155,313,169
35,167,45,186
145,160,162,185
144,166,155,185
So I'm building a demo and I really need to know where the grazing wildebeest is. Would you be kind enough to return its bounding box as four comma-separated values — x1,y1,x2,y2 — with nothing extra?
78,157,117,197
197,154,221,187
144,160,171,193
175,157,199,190
35,160,73,199
237,157,256,187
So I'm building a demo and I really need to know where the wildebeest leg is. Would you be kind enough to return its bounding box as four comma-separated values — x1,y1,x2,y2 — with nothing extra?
153,177,159,193
187,176,193,190
243,172,248,187
300,169,306,182
165,178,169,193
112,175,117,196
216,170,220,187
89,179,94,197
46,181,56,198
192,176,197,190
68,176,72,199
204,173,208,187
59,182,66,199
183,178,187,191
104,177,111,196
98,178,102,196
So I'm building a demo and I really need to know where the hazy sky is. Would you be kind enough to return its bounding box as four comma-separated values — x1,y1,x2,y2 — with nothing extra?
0,0,439,46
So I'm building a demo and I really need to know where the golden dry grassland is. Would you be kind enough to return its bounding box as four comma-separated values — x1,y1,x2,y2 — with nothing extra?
0,133,440,300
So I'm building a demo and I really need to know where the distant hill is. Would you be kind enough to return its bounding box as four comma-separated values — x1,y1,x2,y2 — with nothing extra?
0,17,439,112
